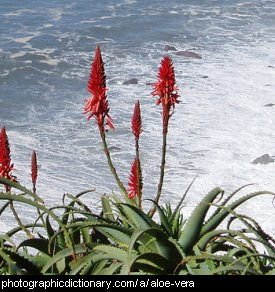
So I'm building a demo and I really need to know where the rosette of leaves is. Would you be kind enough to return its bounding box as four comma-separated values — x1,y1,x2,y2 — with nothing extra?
88,186,275,275
0,178,274,275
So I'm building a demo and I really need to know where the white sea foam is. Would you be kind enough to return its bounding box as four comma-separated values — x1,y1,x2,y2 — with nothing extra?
169,11,179,15
123,0,137,4
2,9,33,17
0,223,10,233
0,69,10,77
43,23,53,28
39,58,59,66
48,8,64,21
10,51,27,59
13,36,34,44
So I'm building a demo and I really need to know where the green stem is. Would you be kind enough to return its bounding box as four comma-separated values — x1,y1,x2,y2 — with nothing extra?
100,129,128,199
33,185,46,229
9,200,33,239
149,130,168,217
135,139,142,209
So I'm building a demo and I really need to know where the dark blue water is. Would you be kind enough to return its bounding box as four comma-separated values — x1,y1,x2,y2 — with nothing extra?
0,0,275,233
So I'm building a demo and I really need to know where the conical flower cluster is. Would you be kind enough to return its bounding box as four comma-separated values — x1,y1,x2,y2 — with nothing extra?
31,150,38,193
131,101,142,141
152,56,179,133
128,158,140,199
84,46,114,132
0,127,16,192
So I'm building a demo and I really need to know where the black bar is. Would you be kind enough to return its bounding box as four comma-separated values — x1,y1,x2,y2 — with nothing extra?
0,275,270,290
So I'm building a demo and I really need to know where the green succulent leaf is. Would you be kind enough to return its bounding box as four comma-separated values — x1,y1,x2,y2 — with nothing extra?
101,195,115,222
2,248,42,275
131,252,172,274
117,203,156,229
0,192,73,253
95,224,132,247
99,262,123,275
17,238,50,256
45,215,55,238
147,200,172,236
41,244,87,274
70,253,110,275
171,175,197,223
178,187,223,253
200,191,275,237
93,245,128,262
0,178,43,203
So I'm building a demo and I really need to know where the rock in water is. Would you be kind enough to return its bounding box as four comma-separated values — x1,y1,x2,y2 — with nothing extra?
164,45,177,51
123,78,138,85
264,103,275,107
175,50,202,59
251,154,274,165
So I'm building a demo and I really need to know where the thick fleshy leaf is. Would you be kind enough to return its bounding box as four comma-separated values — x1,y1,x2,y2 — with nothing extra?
117,203,156,229
178,187,223,253
0,178,43,203
93,245,128,262
147,200,172,236
101,195,115,222
41,244,87,273
18,238,50,255
200,191,275,237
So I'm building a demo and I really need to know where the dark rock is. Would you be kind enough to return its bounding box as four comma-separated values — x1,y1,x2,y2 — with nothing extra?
201,75,208,79
251,154,274,165
123,78,138,85
268,65,274,68
164,45,177,51
264,103,275,107
175,50,202,59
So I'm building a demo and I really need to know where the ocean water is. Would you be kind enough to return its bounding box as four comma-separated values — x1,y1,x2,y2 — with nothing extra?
0,0,275,234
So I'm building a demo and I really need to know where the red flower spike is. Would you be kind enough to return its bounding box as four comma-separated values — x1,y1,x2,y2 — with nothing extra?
0,127,11,167
84,46,114,132
131,101,142,140
0,127,16,192
152,56,180,133
31,150,38,192
128,158,140,199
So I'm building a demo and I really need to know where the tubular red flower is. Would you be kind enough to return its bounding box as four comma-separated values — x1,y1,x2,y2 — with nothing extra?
84,46,114,132
152,56,179,106
0,127,16,192
0,127,11,166
31,150,38,192
131,101,142,140
152,56,180,133
128,158,140,199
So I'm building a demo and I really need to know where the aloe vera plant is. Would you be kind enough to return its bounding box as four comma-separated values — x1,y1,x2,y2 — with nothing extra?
0,48,274,275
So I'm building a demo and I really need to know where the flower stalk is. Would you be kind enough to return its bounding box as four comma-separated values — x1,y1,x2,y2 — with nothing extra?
0,127,33,238
31,150,45,228
149,57,180,217
128,101,143,208
84,46,128,198
100,129,128,197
